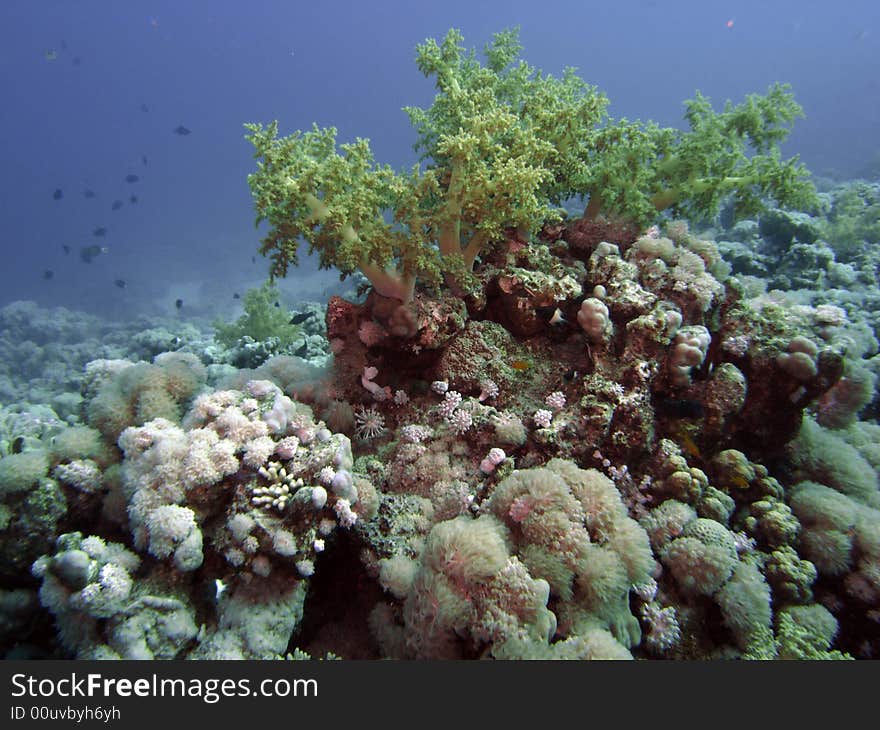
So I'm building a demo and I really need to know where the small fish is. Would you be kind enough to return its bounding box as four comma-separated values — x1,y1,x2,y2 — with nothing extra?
80,245,109,263
11,436,24,454
141,154,148,166
53,188,63,200
93,226,107,237
233,293,240,299
62,245,70,255
43,269,54,280
129,195,138,204
289,311,312,325
140,103,149,113
658,397,704,420
251,256,256,264
125,174,139,183
294,343,308,357
548,308,566,326
83,189,96,199
44,49,57,61
677,431,702,460
173,125,191,136
215,579,227,601
175,298,183,310
111,200,124,211
728,474,751,490
114,279,126,289
510,359,531,372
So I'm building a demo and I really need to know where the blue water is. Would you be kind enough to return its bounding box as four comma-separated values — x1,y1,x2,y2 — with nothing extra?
0,0,877,316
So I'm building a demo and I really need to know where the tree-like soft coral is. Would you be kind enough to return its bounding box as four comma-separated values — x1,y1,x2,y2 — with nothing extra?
820,181,880,260
246,28,815,303
213,281,301,349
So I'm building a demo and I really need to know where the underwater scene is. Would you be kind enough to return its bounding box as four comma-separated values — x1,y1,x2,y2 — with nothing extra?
1,1,879,660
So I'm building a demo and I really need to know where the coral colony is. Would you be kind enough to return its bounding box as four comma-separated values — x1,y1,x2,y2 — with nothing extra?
2,29,879,660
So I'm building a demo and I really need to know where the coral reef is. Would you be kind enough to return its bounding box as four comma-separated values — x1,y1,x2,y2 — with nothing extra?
1,28,877,661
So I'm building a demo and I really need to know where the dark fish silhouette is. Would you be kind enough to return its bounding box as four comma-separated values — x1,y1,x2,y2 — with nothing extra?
251,256,256,264
125,174,139,183
80,245,108,263
129,195,138,204
11,436,24,454
140,103,149,112
141,154,148,166
114,279,127,289
53,189,63,200
173,125,191,136
233,293,240,299
175,298,183,309
111,200,124,211
289,311,312,325
93,227,107,237
656,397,705,419
83,189,96,199
43,269,54,280
62,245,71,255
274,302,280,308
294,343,308,357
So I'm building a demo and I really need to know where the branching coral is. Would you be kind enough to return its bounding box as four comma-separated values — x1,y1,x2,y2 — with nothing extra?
246,28,815,303
213,281,301,349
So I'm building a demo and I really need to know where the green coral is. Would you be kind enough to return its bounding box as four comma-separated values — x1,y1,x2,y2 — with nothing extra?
715,561,776,659
822,182,880,259
246,27,815,302
0,477,67,580
0,450,49,496
643,84,817,222
213,282,301,348
776,604,852,660
86,355,206,442
763,545,817,603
